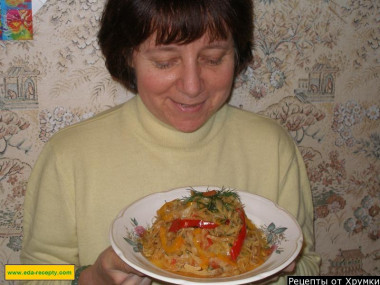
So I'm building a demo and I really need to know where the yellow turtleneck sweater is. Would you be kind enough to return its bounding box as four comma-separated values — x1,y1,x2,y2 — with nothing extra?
21,96,320,284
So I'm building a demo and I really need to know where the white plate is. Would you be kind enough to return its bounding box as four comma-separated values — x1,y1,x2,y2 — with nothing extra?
110,186,303,284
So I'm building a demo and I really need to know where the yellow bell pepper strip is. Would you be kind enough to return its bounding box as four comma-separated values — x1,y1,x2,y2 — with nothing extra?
192,229,210,269
229,208,247,261
192,229,237,269
169,219,219,232
156,200,177,221
159,226,184,254
215,253,237,267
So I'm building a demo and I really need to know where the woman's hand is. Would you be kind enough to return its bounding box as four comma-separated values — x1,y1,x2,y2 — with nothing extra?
79,246,152,285
283,262,296,273
257,261,296,284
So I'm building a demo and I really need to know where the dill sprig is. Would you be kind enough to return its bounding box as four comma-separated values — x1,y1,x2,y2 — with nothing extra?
181,187,241,213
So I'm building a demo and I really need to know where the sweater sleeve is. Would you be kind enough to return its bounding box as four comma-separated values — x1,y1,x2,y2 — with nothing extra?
21,141,77,285
275,144,321,283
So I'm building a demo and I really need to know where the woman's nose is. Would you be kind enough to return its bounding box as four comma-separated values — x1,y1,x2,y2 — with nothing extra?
177,62,203,98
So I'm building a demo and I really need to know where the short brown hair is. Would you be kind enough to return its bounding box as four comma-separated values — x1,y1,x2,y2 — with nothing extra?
98,0,253,93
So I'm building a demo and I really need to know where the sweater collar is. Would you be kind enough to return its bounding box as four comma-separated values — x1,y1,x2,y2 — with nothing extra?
133,95,227,148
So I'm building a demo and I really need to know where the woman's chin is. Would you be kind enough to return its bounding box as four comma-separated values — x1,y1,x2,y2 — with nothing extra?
171,120,206,133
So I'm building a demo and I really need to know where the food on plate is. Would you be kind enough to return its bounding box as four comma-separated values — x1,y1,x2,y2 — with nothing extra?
138,189,271,277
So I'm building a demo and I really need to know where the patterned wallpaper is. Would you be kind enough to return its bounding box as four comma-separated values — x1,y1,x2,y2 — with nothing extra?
0,0,379,282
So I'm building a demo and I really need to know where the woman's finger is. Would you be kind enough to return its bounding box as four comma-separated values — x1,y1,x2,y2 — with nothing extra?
282,262,296,273
120,274,152,285
105,247,145,276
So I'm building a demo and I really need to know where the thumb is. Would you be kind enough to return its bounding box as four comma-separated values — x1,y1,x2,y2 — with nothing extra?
105,246,146,277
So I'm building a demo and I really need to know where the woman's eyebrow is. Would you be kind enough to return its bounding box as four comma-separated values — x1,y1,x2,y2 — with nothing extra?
205,41,232,49
143,45,178,55
144,40,233,54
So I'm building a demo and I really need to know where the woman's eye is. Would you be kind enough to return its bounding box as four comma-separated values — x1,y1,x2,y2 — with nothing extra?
208,58,222,65
202,57,223,66
154,62,172,69
153,58,179,69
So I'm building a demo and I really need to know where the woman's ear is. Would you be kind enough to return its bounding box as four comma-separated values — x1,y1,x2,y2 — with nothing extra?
122,47,135,69
129,53,134,68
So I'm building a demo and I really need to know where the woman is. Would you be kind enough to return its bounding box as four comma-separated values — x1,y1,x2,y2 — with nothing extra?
21,0,320,284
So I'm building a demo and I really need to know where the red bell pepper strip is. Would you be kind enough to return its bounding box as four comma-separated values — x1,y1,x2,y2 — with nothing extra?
169,219,219,232
201,190,217,197
229,208,247,261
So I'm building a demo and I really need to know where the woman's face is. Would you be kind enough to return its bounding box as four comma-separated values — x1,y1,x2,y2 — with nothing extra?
132,33,236,133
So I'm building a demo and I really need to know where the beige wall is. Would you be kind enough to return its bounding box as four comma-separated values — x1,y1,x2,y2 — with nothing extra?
0,0,379,279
